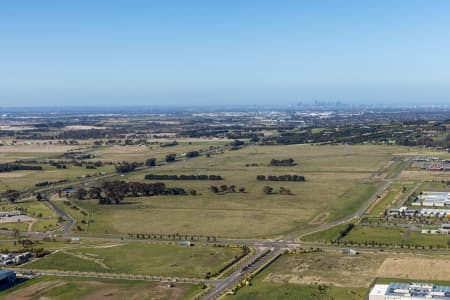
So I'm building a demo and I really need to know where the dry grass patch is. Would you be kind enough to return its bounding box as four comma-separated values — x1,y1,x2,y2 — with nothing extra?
377,256,450,281
262,252,385,288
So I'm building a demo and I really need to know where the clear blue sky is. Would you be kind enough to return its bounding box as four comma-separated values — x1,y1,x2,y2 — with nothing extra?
1,0,449,107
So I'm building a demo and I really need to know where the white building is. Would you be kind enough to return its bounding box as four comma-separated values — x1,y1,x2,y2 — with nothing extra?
369,282,450,300
414,192,450,207
0,211,22,218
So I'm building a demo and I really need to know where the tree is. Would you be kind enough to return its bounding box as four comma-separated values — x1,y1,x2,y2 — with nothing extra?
5,189,20,203
36,192,43,201
77,188,87,200
165,153,177,162
263,186,273,195
145,158,156,167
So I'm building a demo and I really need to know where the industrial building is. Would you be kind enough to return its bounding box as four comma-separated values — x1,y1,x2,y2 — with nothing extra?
0,211,22,218
369,282,450,300
413,192,450,207
421,224,450,235
0,270,16,284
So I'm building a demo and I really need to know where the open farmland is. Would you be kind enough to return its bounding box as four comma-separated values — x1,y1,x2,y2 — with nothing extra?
0,276,201,300
74,144,401,238
0,164,115,193
26,242,242,278
88,140,227,163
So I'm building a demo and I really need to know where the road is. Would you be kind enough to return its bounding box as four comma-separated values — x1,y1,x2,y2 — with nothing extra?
44,197,75,234
297,157,411,239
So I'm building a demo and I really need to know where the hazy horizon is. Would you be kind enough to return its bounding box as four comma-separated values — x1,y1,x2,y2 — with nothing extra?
1,0,450,107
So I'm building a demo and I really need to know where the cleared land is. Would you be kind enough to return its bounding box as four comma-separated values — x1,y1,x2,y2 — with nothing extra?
26,242,242,278
234,251,450,300
74,144,401,238
0,276,200,300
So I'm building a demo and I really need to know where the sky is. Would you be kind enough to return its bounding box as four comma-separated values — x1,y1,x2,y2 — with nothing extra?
0,0,450,107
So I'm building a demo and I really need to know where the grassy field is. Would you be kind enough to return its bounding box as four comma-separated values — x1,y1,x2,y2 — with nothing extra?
341,225,450,247
300,224,349,242
0,276,201,300
26,242,242,278
233,281,367,300
71,144,402,238
0,164,115,193
301,223,450,248
88,140,227,163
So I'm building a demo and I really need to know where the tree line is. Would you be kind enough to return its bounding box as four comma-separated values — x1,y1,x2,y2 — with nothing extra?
256,174,305,182
115,161,143,173
145,174,223,181
210,185,245,193
270,158,296,166
0,163,43,173
76,180,189,204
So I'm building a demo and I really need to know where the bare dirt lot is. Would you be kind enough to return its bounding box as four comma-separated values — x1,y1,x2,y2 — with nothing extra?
262,252,450,288
377,256,450,281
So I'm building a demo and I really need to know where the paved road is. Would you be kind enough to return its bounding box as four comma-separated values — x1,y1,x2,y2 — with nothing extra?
201,248,282,300
44,198,75,234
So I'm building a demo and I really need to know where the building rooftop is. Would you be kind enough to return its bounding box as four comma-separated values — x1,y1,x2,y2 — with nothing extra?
385,282,450,299
369,284,389,296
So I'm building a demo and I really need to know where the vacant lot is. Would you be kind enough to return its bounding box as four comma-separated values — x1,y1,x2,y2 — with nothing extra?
0,276,200,300
262,252,450,286
235,251,450,300
234,281,367,300
76,144,401,238
377,256,450,281
263,252,385,288
26,242,242,278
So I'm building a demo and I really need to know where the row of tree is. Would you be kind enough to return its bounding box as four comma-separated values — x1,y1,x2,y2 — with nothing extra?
270,158,296,166
0,163,42,172
256,174,305,182
210,185,245,193
115,161,143,173
263,186,293,195
145,174,223,181
77,180,188,204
